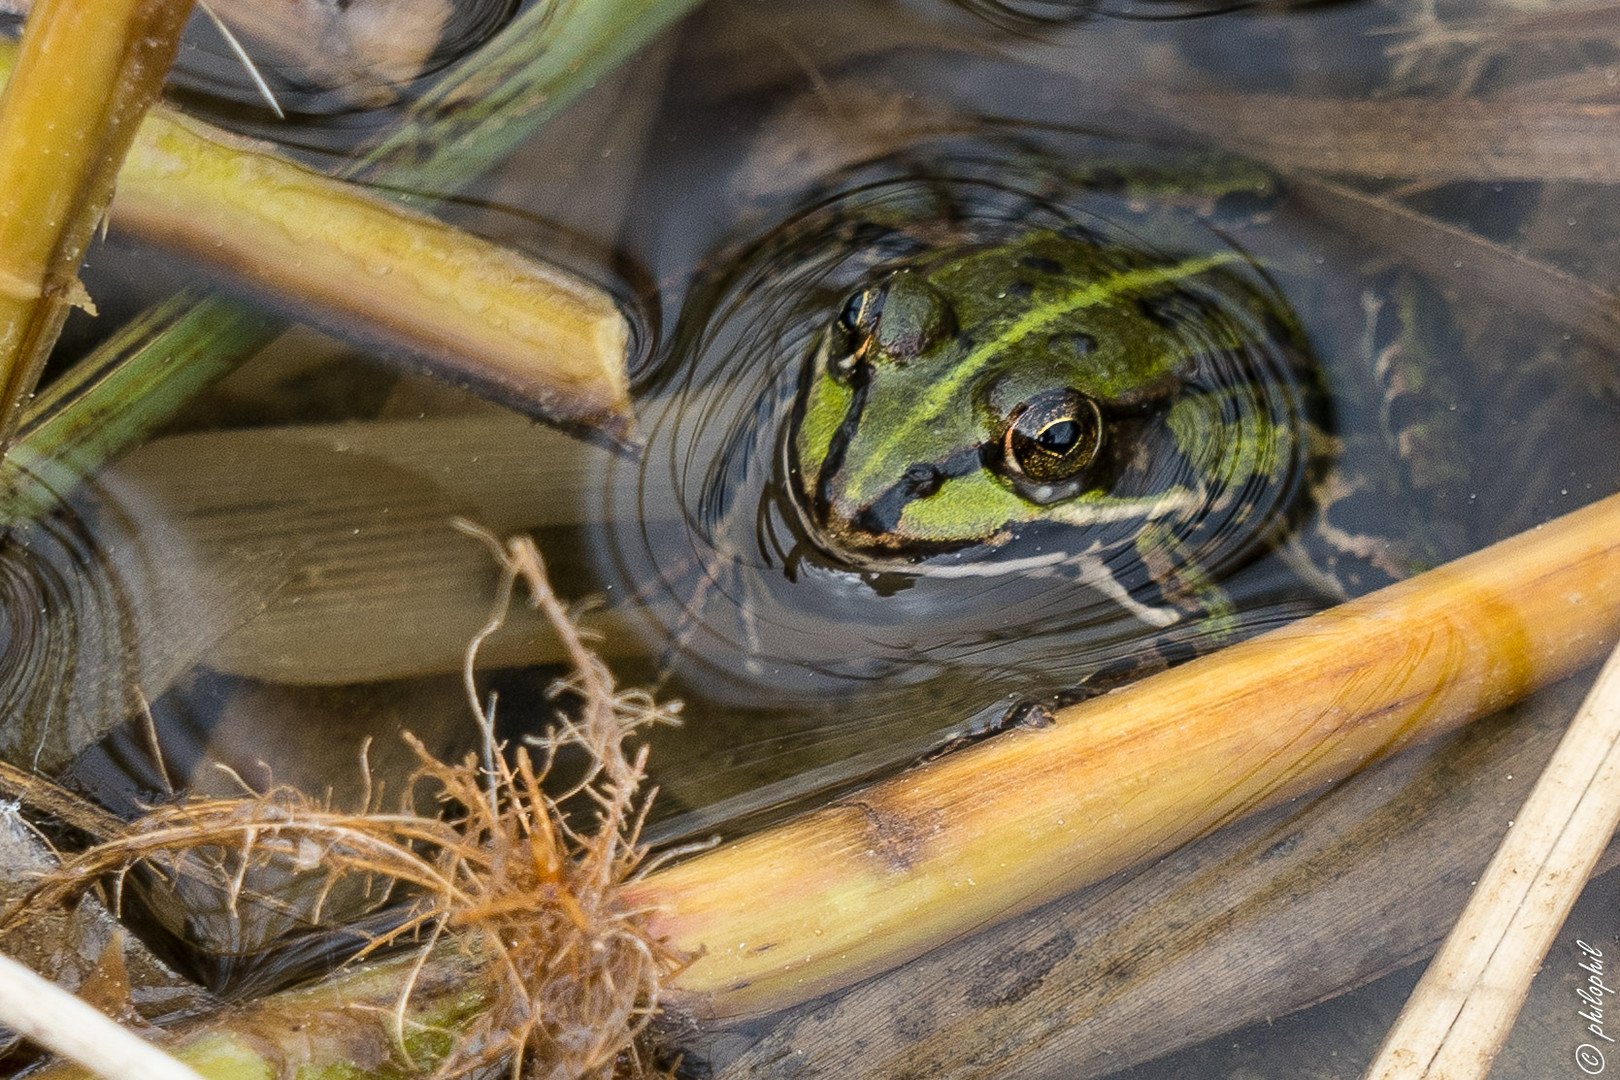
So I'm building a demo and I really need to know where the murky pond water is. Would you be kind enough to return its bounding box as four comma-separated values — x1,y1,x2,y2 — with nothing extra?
4,0,1620,1073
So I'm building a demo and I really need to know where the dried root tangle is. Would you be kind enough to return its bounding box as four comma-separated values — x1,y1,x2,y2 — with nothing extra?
0,524,686,1080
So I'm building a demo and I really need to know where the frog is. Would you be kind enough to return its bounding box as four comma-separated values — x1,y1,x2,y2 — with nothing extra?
597,141,1481,833
783,224,1326,641
1299,266,1472,596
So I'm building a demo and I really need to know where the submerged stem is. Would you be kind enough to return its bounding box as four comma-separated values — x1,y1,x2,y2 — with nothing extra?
0,293,280,525
352,0,703,193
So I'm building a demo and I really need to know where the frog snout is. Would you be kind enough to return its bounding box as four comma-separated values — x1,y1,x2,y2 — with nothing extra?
808,461,944,550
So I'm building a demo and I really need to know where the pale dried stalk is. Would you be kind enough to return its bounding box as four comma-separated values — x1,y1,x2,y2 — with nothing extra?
0,950,203,1080
633,491,1620,1021
1361,637,1620,1080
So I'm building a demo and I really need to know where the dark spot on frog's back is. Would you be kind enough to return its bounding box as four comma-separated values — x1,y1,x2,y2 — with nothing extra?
1048,331,1097,357
1004,280,1035,300
1018,254,1064,275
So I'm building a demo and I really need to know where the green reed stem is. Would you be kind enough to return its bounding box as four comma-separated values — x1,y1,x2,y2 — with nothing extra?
354,0,702,192
24,947,495,1080
0,294,280,524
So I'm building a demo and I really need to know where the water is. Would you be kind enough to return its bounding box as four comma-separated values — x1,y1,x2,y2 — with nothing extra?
4,0,1620,1070
592,135,1354,821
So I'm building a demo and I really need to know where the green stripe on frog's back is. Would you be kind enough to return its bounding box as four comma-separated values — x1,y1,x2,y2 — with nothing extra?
838,246,1244,505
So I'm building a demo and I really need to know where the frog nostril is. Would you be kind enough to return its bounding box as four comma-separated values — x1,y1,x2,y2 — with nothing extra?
901,463,944,499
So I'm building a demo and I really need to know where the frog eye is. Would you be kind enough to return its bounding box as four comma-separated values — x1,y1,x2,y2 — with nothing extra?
826,286,886,381
1001,389,1103,485
826,272,957,381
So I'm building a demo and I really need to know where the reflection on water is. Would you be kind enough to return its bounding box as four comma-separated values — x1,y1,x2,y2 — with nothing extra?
3,0,1620,1062
0,498,133,775
163,0,521,143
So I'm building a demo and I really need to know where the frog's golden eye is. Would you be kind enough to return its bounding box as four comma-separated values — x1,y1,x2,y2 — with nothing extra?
826,286,885,382
1002,389,1103,485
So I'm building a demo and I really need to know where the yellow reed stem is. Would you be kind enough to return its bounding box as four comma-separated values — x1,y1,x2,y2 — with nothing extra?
0,43,635,444
0,0,194,445
111,112,634,441
630,493,1620,1022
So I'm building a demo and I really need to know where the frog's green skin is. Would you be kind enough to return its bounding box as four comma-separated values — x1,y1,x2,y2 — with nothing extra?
786,228,1308,610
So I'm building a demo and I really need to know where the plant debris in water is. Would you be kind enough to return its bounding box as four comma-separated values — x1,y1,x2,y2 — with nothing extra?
0,522,686,1080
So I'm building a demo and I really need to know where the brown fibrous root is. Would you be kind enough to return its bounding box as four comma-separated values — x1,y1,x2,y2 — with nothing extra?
0,521,687,1080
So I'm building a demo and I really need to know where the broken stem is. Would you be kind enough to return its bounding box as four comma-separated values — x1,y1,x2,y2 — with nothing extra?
113,109,634,442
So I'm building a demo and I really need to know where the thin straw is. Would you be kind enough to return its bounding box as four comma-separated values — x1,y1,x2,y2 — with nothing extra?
1363,637,1620,1080
0,951,204,1080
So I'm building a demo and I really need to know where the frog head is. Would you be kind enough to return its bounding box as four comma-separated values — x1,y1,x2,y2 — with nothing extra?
786,229,1307,566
